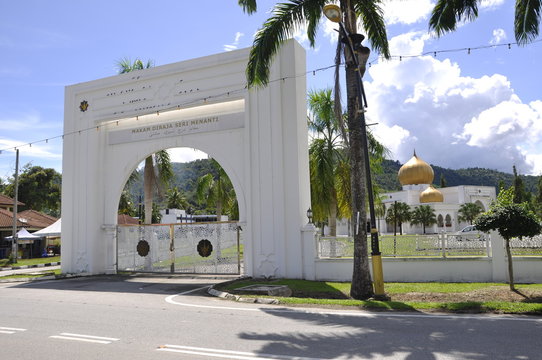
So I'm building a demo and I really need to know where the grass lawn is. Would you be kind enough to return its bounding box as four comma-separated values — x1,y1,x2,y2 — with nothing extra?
0,268,61,280
0,256,60,268
217,279,542,315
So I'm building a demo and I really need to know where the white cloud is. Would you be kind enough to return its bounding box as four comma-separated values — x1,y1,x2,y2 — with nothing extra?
0,138,61,159
223,32,245,52
0,111,56,131
168,148,207,163
490,28,507,44
383,0,434,25
480,0,505,10
364,32,541,174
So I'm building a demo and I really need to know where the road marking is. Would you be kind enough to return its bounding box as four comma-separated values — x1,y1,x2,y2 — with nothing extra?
166,288,542,323
0,327,26,334
50,332,120,344
158,344,324,360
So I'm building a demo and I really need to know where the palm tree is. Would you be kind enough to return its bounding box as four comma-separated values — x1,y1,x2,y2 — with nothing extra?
458,202,483,225
240,0,390,299
308,88,346,236
118,190,136,216
429,1,541,45
166,187,189,210
410,205,437,234
116,58,173,224
386,202,411,236
196,159,236,221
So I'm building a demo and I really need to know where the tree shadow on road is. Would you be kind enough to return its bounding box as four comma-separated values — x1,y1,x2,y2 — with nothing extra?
238,307,539,360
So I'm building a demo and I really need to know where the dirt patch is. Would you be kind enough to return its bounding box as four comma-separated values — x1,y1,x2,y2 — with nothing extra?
389,286,542,303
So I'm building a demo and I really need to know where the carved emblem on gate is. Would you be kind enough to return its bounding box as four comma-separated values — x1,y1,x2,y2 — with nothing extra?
137,240,150,257
197,239,213,257
79,100,89,112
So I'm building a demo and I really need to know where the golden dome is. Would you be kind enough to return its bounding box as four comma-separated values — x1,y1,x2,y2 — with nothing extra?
398,151,434,185
420,185,444,203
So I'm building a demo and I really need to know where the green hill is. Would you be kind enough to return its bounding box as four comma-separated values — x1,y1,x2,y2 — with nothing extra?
376,159,539,193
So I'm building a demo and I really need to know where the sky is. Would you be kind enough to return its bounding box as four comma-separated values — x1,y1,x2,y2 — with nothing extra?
1,0,541,181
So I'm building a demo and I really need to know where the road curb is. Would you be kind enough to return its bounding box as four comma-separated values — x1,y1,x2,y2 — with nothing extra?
0,261,61,271
207,279,280,305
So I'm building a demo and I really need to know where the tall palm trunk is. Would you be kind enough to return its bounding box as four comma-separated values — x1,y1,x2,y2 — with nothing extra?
343,0,373,300
329,191,338,237
143,156,154,224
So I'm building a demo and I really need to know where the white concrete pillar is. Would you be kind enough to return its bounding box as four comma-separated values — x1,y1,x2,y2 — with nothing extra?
301,223,318,280
490,230,507,282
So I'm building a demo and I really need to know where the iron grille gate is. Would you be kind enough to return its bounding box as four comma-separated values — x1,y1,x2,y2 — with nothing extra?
116,222,242,274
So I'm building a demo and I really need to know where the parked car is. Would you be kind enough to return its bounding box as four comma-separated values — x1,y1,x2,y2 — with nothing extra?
454,225,483,241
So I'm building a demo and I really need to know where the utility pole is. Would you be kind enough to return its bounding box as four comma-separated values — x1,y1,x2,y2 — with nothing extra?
11,149,19,263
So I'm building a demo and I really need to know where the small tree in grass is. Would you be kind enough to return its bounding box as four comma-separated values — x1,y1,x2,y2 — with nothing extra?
475,188,542,291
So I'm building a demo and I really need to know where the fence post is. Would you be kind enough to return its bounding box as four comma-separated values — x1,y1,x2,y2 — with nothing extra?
441,232,447,258
169,224,175,274
237,225,241,275
102,224,118,274
301,223,318,280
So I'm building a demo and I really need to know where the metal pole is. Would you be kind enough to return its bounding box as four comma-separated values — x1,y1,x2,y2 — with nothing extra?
11,149,19,263
338,22,386,298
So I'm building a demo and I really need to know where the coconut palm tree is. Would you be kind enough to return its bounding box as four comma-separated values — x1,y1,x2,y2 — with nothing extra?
166,187,189,210
240,0,390,299
410,205,437,234
196,159,236,221
458,202,483,225
308,88,346,236
386,202,411,236
116,58,174,224
429,0,541,45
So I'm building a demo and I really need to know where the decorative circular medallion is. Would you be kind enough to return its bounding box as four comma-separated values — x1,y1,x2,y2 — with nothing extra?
79,100,89,112
136,240,150,257
197,239,213,258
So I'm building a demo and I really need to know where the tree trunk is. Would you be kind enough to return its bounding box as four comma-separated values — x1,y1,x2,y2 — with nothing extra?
504,238,515,291
399,222,403,235
344,0,373,300
329,191,338,237
143,156,154,224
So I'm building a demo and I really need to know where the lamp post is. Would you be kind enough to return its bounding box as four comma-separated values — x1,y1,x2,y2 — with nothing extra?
323,4,386,298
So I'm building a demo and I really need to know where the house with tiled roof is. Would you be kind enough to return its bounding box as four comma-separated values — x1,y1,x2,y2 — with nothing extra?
0,196,59,258
0,194,24,212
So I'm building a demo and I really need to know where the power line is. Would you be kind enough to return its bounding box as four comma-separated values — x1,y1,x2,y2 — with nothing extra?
1,38,539,155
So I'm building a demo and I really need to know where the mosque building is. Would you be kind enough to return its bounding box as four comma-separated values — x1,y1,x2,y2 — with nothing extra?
377,152,496,234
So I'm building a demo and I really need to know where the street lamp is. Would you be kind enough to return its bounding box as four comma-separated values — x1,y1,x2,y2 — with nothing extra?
307,208,313,224
323,4,386,298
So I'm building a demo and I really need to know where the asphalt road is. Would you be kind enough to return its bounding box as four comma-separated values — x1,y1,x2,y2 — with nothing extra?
0,275,540,360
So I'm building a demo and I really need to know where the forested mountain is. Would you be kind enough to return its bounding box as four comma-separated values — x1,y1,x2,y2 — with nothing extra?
375,159,540,193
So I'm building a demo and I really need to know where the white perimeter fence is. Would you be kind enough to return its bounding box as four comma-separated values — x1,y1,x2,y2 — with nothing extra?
301,229,542,283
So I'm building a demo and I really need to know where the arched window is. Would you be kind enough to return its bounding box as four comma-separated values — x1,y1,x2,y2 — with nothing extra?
445,214,452,227
437,214,444,227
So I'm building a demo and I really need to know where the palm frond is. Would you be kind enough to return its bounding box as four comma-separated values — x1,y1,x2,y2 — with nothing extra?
515,0,541,44
429,0,479,37
247,0,327,86
116,58,154,74
239,0,258,14
354,0,390,58
155,150,174,187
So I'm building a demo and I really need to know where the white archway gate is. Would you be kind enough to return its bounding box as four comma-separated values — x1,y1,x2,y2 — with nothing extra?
62,40,315,279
